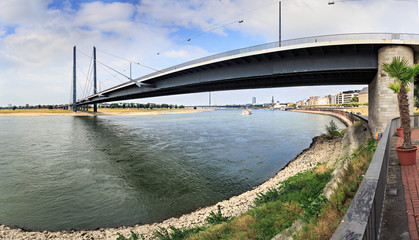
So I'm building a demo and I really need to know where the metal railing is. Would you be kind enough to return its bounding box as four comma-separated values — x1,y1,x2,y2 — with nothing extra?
296,107,367,125
331,115,419,240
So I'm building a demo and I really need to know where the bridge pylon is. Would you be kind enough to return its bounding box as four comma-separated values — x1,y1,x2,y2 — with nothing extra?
369,45,415,134
72,46,77,113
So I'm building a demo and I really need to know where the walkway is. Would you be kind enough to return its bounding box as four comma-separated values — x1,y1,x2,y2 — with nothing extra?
397,129,419,240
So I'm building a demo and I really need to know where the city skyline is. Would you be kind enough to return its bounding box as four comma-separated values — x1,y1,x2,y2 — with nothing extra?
0,0,418,107
3,86,366,107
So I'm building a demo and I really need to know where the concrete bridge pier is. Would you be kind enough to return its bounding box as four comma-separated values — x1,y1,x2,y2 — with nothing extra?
369,45,415,134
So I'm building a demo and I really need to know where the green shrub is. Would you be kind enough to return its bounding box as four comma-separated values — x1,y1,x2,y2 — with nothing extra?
151,225,205,240
205,205,230,225
325,120,344,139
254,187,281,206
116,231,144,240
300,195,328,222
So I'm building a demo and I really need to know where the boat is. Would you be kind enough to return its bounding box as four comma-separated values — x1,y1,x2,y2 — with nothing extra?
242,109,252,115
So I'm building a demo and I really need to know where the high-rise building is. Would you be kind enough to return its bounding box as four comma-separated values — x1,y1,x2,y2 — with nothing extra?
252,97,256,104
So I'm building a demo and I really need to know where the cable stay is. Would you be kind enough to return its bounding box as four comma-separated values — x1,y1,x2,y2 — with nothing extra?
77,48,133,83
96,63,126,85
97,49,162,73
146,19,244,61
76,62,95,99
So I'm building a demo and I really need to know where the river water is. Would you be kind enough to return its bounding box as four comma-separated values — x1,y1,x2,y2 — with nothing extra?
0,109,343,231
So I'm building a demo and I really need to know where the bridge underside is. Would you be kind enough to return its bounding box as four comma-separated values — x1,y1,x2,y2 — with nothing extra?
79,43,382,105
85,69,375,104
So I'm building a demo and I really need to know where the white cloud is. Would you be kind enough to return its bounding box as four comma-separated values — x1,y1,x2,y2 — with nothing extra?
0,0,418,106
162,45,209,59
0,0,51,25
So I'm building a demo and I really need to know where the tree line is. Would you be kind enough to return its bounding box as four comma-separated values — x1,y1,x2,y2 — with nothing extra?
105,103,185,109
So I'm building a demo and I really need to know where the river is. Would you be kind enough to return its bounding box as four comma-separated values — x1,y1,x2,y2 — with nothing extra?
0,109,344,231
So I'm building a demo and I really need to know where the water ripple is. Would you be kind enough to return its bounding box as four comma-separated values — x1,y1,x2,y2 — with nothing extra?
0,110,343,231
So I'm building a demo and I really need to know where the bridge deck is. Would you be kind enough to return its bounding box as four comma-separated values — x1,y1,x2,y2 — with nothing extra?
75,33,419,106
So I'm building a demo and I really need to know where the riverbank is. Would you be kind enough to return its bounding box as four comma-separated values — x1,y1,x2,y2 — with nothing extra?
0,108,211,117
291,109,354,126
0,113,367,240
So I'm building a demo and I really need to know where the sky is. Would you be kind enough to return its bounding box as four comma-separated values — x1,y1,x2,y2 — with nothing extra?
0,0,419,107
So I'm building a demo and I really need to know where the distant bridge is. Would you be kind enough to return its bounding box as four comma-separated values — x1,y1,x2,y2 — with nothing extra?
75,32,419,132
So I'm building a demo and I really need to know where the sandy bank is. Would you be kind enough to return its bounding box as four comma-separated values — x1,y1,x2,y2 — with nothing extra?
0,116,368,240
0,109,211,117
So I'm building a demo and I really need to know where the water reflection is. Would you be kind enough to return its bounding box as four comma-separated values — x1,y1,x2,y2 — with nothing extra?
0,110,343,231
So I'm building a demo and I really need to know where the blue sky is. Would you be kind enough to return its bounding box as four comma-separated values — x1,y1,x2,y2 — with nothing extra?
0,0,419,106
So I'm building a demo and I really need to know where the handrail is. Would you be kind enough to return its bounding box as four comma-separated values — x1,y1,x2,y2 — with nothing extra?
296,107,367,125
331,116,418,239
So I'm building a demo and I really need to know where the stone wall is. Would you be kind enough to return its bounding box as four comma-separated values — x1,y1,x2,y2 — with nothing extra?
369,45,415,133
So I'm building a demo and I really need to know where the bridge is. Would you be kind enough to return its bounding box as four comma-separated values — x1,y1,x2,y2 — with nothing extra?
75,33,419,133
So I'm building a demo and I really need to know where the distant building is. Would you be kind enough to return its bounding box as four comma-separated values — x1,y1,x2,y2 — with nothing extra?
336,90,360,104
309,96,319,105
273,101,287,109
7,104,12,108
317,96,329,105
297,100,304,106
252,97,256,104
358,87,368,104
328,94,338,105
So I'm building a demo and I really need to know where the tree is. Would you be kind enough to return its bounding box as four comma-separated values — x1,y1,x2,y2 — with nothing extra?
382,56,419,149
351,96,359,102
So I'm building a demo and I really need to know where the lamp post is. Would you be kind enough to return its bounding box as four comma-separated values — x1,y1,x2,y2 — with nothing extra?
279,1,282,47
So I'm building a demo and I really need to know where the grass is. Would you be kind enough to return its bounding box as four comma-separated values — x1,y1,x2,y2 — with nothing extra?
117,136,376,240
184,167,333,240
292,138,376,239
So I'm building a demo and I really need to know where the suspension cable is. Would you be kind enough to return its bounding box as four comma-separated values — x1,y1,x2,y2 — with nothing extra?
97,49,162,72
77,48,133,81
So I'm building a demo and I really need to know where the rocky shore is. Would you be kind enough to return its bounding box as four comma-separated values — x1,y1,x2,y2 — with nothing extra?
0,114,367,240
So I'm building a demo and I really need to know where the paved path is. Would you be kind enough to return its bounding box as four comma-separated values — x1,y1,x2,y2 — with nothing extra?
397,129,419,240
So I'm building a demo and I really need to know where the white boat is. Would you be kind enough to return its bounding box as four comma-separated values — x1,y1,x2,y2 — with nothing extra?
242,109,252,115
